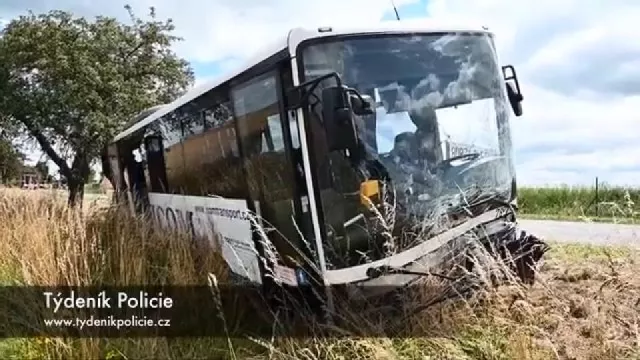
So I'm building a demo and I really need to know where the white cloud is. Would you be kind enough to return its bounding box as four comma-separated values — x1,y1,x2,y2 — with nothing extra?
3,0,639,187
425,0,640,186
193,76,213,89
149,0,422,63
0,0,418,62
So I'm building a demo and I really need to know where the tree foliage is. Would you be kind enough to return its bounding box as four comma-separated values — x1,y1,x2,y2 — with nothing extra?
0,5,194,204
34,160,50,181
87,167,97,184
0,135,25,184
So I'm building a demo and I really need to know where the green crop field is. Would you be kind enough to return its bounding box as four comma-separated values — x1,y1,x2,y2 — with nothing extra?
10,180,640,223
518,185,640,222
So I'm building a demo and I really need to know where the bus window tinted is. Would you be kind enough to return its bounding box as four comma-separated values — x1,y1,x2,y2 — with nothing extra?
179,89,247,198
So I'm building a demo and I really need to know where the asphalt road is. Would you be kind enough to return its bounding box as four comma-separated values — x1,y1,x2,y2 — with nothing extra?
519,219,640,247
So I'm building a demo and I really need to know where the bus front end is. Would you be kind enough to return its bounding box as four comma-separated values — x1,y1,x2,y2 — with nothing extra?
287,27,548,295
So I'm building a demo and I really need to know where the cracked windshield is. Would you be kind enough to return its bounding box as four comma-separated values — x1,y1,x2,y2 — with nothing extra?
301,33,516,269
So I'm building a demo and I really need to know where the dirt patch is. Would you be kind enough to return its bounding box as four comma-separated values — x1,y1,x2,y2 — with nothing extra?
502,243,640,360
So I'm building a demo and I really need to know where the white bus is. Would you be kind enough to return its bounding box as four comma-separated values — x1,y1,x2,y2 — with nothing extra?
103,22,546,304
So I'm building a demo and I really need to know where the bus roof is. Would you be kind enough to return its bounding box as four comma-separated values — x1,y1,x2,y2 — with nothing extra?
113,20,491,142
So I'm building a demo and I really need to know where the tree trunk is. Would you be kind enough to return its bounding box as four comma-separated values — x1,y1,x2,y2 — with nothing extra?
67,179,85,207
66,150,91,207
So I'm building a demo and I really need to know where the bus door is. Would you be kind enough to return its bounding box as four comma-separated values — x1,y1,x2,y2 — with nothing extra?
231,62,317,284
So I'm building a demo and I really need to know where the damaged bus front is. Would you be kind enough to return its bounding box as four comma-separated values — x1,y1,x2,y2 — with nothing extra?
286,27,548,296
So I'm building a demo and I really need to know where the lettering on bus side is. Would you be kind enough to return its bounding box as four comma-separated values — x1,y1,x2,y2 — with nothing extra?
149,202,254,245
204,206,250,221
146,194,261,284
166,207,178,230
152,204,249,225
152,205,166,227
151,204,197,235
146,194,255,246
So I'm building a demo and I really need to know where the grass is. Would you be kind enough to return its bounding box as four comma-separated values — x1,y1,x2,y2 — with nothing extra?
518,185,640,223
0,189,638,359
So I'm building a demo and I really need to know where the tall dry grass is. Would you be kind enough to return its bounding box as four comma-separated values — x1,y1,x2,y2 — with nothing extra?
0,189,638,359
0,189,253,359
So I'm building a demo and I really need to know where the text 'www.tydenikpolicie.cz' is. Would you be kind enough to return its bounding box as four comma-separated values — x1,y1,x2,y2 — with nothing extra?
43,315,170,330
42,290,174,330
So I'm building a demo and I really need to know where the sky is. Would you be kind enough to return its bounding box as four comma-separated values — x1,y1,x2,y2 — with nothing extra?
1,0,638,187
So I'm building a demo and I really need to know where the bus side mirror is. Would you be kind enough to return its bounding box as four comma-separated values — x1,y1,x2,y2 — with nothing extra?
350,93,375,116
502,65,523,117
322,86,359,152
506,83,523,117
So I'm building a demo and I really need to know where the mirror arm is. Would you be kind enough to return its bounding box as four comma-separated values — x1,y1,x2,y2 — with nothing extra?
347,88,368,106
501,64,522,96
345,88,374,115
297,71,343,89
285,71,344,110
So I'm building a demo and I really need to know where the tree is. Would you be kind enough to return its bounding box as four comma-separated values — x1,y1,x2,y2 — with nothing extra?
0,136,24,184
34,160,49,181
0,6,194,205
86,167,96,184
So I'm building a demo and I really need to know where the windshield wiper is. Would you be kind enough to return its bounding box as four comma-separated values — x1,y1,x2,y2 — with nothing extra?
365,264,457,281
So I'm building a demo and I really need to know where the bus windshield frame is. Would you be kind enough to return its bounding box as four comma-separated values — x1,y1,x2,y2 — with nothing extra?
295,31,517,272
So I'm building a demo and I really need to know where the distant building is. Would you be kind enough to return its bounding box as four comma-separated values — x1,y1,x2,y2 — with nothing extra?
21,165,42,189
100,176,113,193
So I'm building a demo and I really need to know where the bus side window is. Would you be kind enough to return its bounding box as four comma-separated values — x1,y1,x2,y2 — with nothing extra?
124,146,149,211
232,70,300,254
156,110,184,194
179,86,247,199
144,135,169,193
266,114,285,152
233,74,280,157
